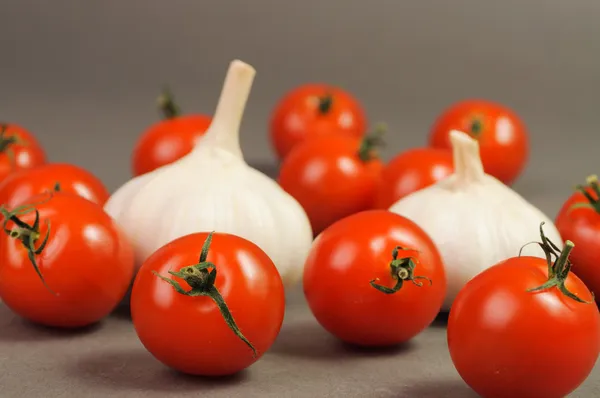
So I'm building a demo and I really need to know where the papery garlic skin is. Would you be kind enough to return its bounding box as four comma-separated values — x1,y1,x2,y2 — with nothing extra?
104,60,313,286
388,130,562,311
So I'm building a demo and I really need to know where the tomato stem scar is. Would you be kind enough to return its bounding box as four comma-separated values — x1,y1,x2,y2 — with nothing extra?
525,222,593,303
152,231,257,357
157,87,181,119
369,246,432,294
0,197,54,294
357,123,387,162
469,117,484,138
317,93,333,114
569,175,600,214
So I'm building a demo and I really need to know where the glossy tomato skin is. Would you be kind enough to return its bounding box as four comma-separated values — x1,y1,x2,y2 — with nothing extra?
555,189,600,301
0,123,46,181
428,99,528,185
0,163,110,208
132,114,212,176
377,147,454,209
270,84,367,160
131,232,285,376
0,192,135,328
278,135,383,236
448,256,600,398
303,210,446,346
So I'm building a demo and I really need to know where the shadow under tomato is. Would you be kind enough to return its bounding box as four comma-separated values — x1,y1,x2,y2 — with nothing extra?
270,319,415,360
111,301,132,320
66,347,249,392
430,311,449,328
0,305,103,342
399,379,477,398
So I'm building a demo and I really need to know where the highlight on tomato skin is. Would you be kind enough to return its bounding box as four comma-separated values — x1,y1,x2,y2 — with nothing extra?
447,225,600,398
555,174,600,303
303,210,446,347
0,190,136,328
131,88,212,176
130,231,286,376
0,163,110,208
0,122,47,182
278,126,385,236
269,83,368,161
376,147,454,209
428,99,529,186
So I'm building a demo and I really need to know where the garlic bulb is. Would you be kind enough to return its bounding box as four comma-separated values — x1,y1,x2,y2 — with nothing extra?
388,130,562,310
104,60,313,286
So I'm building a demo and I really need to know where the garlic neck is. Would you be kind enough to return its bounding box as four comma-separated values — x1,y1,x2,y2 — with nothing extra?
449,130,486,186
194,60,256,159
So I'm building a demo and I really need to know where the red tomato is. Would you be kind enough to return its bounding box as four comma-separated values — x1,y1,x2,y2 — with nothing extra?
0,191,135,328
555,174,600,301
131,89,212,176
376,147,454,209
0,163,110,208
0,122,46,181
131,232,285,376
270,83,367,160
278,130,384,235
303,210,446,346
448,227,600,398
428,99,528,185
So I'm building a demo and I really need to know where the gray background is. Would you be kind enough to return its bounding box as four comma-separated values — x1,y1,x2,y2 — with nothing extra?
1,1,600,397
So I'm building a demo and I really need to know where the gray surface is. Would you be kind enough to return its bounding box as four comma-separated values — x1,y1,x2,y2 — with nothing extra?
1,172,599,398
2,1,600,397
1,287,599,398
2,1,600,192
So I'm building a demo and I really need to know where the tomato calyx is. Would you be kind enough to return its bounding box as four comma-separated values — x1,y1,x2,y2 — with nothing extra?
0,199,54,294
523,222,593,304
357,123,386,162
468,116,484,138
369,246,432,294
0,124,27,169
317,94,333,114
569,175,600,214
152,232,257,357
157,87,181,119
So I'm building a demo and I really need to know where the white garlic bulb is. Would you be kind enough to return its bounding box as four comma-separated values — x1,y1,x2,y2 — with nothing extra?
388,130,563,310
104,60,313,286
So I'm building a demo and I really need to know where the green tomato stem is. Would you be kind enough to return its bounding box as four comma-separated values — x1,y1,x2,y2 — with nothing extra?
317,94,333,114
157,87,181,119
569,175,600,214
0,124,28,170
357,123,386,162
0,198,54,294
370,245,432,294
152,232,257,357
525,222,592,304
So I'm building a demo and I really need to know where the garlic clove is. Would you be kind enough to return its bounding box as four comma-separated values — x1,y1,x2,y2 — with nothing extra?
105,60,313,287
389,130,562,310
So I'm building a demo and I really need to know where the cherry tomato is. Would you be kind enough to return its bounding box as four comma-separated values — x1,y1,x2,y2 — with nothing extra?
428,99,528,185
448,226,600,398
0,122,46,181
376,147,454,209
555,174,600,302
303,210,446,346
0,191,135,328
131,232,285,376
278,129,384,235
0,163,110,208
270,83,367,160
132,89,212,176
